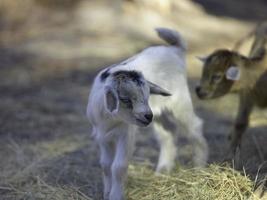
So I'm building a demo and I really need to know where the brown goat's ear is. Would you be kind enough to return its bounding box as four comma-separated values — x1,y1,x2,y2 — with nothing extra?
104,86,119,114
196,56,208,63
226,66,241,81
148,81,172,96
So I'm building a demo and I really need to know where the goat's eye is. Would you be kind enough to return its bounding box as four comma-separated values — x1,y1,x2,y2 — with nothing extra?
211,74,222,83
119,97,132,108
120,98,131,104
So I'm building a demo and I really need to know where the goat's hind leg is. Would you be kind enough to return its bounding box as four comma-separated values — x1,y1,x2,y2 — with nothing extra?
153,114,177,173
173,107,208,167
187,115,208,167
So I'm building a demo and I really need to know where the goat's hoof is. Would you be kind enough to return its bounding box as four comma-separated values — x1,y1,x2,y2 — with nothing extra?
222,146,241,166
222,148,235,163
156,165,172,174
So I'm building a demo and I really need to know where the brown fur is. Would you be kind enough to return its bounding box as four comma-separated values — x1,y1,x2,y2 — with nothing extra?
196,24,267,155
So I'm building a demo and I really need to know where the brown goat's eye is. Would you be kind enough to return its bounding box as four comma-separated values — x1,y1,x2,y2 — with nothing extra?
211,74,222,84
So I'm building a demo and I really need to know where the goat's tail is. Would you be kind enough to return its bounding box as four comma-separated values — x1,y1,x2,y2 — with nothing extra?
155,27,187,51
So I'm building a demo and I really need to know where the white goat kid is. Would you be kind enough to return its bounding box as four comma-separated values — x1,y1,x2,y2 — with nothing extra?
123,28,208,171
87,69,170,200
87,28,208,200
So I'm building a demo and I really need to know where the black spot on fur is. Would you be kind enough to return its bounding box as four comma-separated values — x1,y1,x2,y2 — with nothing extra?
113,70,144,85
100,68,110,82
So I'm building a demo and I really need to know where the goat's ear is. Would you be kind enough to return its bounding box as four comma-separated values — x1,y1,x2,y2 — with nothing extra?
196,56,208,63
148,81,172,96
226,66,241,81
104,86,119,114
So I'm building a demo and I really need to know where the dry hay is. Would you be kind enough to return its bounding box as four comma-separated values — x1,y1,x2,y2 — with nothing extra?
0,176,92,200
0,154,264,200
127,164,262,200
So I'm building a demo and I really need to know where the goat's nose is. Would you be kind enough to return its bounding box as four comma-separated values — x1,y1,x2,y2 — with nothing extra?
195,86,208,99
144,113,153,122
195,86,201,93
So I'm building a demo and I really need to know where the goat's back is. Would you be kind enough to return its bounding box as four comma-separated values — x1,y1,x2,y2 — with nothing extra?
128,45,190,115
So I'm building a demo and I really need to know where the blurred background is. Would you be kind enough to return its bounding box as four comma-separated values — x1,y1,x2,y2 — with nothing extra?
1,0,267,199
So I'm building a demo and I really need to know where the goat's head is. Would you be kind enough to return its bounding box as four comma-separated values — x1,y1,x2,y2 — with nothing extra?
103,70,171,127
196,49,242,99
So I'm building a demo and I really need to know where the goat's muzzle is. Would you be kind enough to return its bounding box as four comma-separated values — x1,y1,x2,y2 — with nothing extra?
195,86,209,99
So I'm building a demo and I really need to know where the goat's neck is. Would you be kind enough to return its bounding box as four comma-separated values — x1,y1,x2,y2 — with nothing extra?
101,113,124,131
235,53,267,91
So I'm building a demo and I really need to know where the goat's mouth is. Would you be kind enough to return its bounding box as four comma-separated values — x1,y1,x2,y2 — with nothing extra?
197,90,225,100
136,118,151,126
196,88,215,99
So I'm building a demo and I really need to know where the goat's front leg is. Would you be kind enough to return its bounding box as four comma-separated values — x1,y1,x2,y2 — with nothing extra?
229,94,253,155
99,142,114,200
109,134,130,200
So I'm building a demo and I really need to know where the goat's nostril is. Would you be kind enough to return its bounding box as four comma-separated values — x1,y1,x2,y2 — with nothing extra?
195,86,200,93
144,113,153,121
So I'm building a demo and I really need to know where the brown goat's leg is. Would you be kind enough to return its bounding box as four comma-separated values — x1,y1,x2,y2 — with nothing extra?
229,94,253,154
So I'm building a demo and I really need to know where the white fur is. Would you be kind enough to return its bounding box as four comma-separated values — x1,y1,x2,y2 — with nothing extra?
87,28,208,200
88,88,137,200
114,30,208,171
87,65,153,200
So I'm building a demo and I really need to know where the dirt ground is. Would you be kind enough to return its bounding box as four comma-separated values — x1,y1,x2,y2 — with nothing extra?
1,0,267,199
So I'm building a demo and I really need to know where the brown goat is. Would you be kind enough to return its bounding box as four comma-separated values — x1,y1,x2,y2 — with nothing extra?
196,25,267,156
